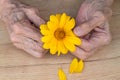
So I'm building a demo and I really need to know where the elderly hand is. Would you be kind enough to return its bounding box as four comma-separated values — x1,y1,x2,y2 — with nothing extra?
73,0,113,60
0,0,47,57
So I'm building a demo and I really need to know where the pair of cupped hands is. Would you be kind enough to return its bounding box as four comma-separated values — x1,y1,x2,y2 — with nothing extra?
0,0,112,60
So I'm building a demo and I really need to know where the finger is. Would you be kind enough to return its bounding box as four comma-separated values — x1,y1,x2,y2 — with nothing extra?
74,11,106,37
12,21,42,43
79,22,111,51
11,34,46,57
21,7,45,27
8,9,42,42
72,47,97,60
14,43,44,58
79,39,94,51
11,33,44,52
79,36,107,52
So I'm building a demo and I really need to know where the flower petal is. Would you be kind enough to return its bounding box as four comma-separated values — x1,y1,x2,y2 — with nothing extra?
75,60,84,73
50,15,59,26
40,29,50,35
47,21,57,32
64,18,75,31
57,41,68,56
41,36,52,43
66,16,70,23
40,24,50,35
56,14,61,21
43,36,54,49
66,30,76,36
69,58,78,74
59,13,67,28
58,68,67,80
66,36,82,46
43,42,50,49
40,24,48,30
50,37,58,55
63,37,76,52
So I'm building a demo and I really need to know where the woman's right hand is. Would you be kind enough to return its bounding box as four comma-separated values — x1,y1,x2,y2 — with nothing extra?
0,0,47,57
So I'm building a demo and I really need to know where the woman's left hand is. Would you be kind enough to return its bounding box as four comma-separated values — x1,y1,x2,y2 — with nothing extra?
73,0,113,60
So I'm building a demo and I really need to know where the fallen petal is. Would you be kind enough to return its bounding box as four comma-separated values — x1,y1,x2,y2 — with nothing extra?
58,68,67,80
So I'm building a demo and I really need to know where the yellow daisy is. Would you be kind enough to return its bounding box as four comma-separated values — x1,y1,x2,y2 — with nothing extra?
40,13,81,55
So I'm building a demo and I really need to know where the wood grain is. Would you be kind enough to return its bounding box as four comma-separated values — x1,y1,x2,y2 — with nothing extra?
0,0,120,80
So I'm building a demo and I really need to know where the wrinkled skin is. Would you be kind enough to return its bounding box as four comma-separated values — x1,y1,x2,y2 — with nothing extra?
0,0,47,57
0,0,113,59
73,0,113,59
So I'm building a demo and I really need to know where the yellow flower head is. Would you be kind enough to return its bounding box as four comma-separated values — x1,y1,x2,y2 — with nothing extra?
40,13,81,55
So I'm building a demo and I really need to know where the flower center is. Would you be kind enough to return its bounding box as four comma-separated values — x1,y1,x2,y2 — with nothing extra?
54,28,66,40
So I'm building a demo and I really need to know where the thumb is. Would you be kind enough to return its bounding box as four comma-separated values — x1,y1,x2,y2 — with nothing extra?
74,11,106,36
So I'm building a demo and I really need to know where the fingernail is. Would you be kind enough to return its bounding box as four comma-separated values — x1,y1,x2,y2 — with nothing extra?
74,27,82,36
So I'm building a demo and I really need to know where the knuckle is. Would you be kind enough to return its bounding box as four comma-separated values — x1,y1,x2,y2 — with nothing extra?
13,24,24,34
79,53,88,60
10,9,26,24
11,37,16,42
80,51,94,60
29,7,39,14
12,43,18,47
35,53,44,58
94,11,106,21
104,35,112,45
12,43,21,49
10,34,18,42
15,11,25,19
13,43,24,50
36,53,43,58
81,23,89,28
82,42,93,51
80,23,91,34
14,28,22,34
74,47,88,60
84,47,92,52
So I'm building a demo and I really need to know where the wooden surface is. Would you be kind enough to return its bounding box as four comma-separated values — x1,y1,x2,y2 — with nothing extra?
0,0,120,80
